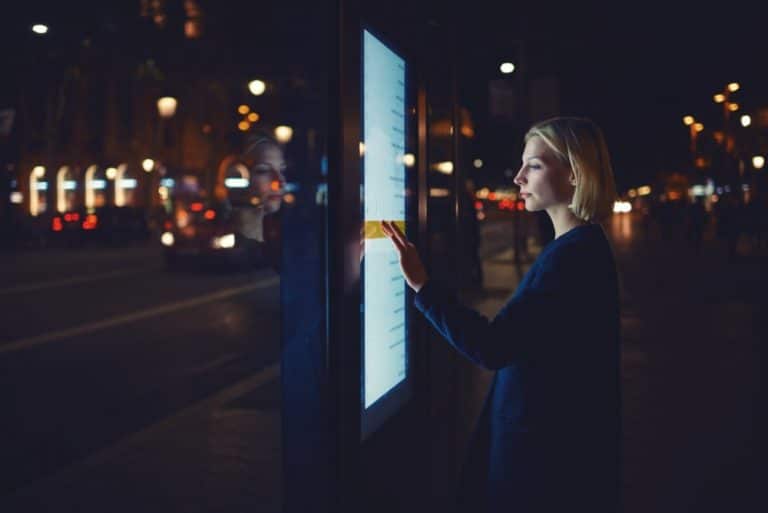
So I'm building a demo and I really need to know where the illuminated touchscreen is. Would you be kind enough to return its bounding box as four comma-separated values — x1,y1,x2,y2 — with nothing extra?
362,29,407,409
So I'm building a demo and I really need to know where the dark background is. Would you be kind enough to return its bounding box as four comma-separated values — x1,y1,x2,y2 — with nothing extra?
4,1,768,191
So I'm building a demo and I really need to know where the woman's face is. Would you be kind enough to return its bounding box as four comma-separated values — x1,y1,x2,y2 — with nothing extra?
513,135,574,212
250,145,287,215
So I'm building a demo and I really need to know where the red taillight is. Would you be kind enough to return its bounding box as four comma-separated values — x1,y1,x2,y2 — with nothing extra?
52,217,63,232
474,201,483,211
82,214,98,230
516,201,525,211
71,212,80,221
488,192,497,201
164,220,173,230
204,209,216,220
270,181,280,191
190,202,204,212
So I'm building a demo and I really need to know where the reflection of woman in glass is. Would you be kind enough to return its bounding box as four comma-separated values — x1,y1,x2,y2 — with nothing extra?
244,134,287,215
382,117,621,513
238,133,286,270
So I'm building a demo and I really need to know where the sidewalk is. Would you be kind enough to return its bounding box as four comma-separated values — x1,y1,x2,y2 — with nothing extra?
613,221,764,512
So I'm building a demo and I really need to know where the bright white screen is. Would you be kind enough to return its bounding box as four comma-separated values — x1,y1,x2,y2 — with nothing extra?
362,30,407,409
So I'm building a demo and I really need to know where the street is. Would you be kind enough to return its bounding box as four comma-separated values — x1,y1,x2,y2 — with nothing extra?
0,243,281,499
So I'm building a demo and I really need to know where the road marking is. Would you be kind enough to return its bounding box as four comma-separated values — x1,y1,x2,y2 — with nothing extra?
0,267,157,296
0,276,280,355
180,353,241,376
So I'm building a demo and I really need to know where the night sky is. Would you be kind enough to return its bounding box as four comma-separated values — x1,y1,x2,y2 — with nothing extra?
4,1,768,192
457,1,768,190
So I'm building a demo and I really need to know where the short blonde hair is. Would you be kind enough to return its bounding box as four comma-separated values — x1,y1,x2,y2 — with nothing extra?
524,117,617,223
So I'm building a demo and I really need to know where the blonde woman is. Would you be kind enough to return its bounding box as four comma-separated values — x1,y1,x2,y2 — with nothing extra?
382,117,621,512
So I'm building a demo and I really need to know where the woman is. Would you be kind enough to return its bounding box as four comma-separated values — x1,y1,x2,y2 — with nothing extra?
234,133,287,270
381,117,622,512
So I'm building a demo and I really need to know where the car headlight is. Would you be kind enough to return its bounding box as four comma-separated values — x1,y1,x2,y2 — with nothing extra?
212,233,236,249
161,232,175,247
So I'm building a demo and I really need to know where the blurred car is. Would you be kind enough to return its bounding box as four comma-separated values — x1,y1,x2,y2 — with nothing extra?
159,196,270,270
49,210,87,247
48,206,149,247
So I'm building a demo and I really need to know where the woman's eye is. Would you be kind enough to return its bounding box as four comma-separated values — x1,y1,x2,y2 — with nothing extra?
529,164,540,170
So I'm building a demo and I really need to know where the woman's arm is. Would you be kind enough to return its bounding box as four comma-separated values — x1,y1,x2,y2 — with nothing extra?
381,219,579,369
414,269,572,370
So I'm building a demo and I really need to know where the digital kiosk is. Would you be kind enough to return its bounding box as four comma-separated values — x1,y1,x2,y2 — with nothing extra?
284,9,434,511
360,28,414,439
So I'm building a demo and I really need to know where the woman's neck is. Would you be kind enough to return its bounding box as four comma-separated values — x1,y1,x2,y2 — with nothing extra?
546,205,589,239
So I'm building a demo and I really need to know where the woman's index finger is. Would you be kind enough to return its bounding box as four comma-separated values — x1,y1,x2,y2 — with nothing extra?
388,220,409,245
381,221,405,252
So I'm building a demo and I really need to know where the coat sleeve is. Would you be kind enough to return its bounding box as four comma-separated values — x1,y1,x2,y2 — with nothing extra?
413,255,577,370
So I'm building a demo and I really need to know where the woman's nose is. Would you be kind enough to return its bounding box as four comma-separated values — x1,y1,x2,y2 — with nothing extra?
271,170,286,188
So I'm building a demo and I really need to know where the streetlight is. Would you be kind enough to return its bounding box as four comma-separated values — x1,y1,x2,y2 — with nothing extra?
274,125,293,143
741,115,752,127
752,156,765,170
32,24,48,34
713,82,740,151
156,96,178,178
499,62,515,74
683,115,702,161
248,80,266,96
157,97,178,119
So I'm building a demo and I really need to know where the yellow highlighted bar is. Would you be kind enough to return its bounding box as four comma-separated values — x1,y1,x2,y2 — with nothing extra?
364,220,405,239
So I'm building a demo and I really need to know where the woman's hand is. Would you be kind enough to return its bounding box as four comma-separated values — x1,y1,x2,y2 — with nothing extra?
380,220,428,292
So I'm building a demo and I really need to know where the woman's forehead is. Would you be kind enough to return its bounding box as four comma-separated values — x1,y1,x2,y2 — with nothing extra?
263,145,284,158
251,148,286,170
522,136,550,160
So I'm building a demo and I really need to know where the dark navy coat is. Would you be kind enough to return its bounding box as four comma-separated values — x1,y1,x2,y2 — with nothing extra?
414,223,622,513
